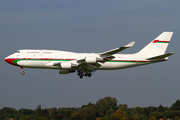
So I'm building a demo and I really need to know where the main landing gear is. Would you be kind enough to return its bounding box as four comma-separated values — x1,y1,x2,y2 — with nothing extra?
77,70,92,79
20,67,25,75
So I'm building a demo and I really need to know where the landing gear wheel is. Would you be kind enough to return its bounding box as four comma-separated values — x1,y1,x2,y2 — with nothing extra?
20,67,25,75
77,70,92,78
85,73,88,77
21,71,25,75
78,70,84,79
80,75,83,79
88,73,92,77
78,73,81,76
79,74,84,79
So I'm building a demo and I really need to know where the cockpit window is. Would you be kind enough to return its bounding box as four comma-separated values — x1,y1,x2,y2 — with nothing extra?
16,51,20,53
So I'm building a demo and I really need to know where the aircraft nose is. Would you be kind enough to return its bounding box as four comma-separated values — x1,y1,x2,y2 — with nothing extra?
4,57,10,63
4,57,8,63
4,56,15,65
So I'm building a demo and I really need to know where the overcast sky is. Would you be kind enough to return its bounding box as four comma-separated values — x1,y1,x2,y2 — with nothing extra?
1,1,180,110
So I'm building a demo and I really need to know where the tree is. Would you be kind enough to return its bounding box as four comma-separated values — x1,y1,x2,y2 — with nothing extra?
78,106,97,120
66,108,74,118
132,107,142,116
158,105,165,112
174,116,179,120
172,100,180,111
97,107,105,117
113,109,123,118
150,107,157,113
106,109,115,117
70,111,80,120
163,116,167,120
106,115,122,120
41,109,49,118
118,104,128,112
138,115,148,120
170,111,180,119
143,108,149,117
53,114,66,120
0,107,18,119
149,115,157,120
19,108,34,116
161,111,171,118
15,114,24,120
96,96,118,115
149,112,161,120
36,105,42,117
71,112,78,117
49,108,57,119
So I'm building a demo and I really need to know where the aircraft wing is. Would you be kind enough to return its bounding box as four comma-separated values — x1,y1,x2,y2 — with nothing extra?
79,63,102,70
99,41,135,57
46,42,135,70
45,59,101,70
76,57,102,70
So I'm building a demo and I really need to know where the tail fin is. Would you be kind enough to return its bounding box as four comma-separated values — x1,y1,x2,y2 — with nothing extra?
137,32,173,57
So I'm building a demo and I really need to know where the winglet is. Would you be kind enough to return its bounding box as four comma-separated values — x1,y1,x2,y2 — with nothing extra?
99,41,135,57
124,41,135,47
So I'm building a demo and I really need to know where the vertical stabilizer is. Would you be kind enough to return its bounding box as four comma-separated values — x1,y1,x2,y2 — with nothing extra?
137,32,173,57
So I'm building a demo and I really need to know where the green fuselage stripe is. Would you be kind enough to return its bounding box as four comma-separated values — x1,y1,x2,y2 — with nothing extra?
13,59,151,65
156,42,169,43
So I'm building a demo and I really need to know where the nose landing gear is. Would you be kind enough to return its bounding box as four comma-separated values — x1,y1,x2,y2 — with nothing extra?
20,67,25,75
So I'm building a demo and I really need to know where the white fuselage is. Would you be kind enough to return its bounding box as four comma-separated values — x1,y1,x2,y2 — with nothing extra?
5,49,161,71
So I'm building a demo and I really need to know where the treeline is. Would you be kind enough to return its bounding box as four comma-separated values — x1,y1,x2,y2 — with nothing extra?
1,97,180,120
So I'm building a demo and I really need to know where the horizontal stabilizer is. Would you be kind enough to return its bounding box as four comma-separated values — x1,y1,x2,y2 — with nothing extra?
147,52,174,60
100,41,135,57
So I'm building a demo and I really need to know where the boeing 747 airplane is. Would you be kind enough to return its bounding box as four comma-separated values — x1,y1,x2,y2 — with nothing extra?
5,32,174,78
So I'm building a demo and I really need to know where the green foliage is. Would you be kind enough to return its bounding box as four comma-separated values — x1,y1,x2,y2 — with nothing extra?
138,115,148,120
118,104,128,112
1,99,180,120
158,105,165,112
19,108,34,116
172,100,180,111
78,106,97,120
163,116,167,120
96,96,118,115
49,107,57,118
174,116,179,120
15,114,24,120
150,107,158,113
149,112,161,119
106,115,122,120
131,107,144,116
149,115,157,120
161,111,171,118
106,109,115,117
170,111,180,118
0,107,18,119
143,108,149,117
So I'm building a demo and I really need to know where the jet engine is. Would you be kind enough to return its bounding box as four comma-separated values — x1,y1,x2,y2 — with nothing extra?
85,57,97,63
85,56,103,63
60,62,72,69
60,62,78,69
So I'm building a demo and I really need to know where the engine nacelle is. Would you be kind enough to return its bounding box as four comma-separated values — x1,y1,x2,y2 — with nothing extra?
59,70,75,74
85,56,97,63
60,62,72,69
60,62,78,69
